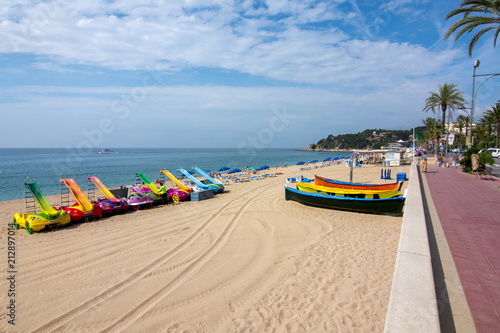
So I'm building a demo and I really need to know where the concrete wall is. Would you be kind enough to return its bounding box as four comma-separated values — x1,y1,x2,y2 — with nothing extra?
384,162,440,332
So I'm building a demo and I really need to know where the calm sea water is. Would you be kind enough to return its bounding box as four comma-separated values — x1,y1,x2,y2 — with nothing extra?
0,148,351,201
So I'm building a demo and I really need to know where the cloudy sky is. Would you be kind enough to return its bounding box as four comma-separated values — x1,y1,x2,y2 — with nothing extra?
1,0,499,148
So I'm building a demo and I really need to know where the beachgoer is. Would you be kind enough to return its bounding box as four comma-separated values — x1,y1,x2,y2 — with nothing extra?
159,182,169,204
421,154,428,173
437,155,443,167
452,153,459,168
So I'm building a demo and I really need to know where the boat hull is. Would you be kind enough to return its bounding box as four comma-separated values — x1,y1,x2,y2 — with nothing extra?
166,188,190,201
13,210,71,233
97,198,129,214
285,186,405,216
127,195,154,210
314,175,400,191
61,202,103,221
129,186,168,205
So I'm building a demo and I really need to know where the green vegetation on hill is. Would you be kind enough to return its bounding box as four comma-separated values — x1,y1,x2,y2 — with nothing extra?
309,128,426,150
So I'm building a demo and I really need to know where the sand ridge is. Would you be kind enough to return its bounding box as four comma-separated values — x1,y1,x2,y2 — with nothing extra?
0,162,409,332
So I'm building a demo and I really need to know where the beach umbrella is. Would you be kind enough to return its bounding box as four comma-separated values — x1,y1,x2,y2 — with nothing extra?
322,157,332,162
310,159,318,163
333,157,340,160
296,161,305,165
218,166,230,171
187,170,195,174
205,170,211,173
248,166,255,170
228,168,242,174
258,165,269,171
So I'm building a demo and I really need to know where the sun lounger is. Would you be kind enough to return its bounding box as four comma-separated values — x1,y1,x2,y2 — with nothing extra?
286,176,302,183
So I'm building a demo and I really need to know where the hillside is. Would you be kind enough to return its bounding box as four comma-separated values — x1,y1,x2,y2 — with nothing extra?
308,128,425,150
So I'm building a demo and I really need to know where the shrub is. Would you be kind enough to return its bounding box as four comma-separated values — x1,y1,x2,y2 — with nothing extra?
459,147,495,173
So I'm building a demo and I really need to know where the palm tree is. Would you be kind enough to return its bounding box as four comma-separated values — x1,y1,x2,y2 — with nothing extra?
457,114,470,147
479,113,495,145
422,117,442,154
444,0,500,56
474,123,488,146
423,83,466,135
484,103,500,146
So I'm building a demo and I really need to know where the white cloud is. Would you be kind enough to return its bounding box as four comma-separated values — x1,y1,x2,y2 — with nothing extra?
2,1,496,149
0,0,458,85
1,83,442,148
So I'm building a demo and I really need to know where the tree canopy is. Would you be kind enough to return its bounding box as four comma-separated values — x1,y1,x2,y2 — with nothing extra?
444,0,500,55
423,83,466,134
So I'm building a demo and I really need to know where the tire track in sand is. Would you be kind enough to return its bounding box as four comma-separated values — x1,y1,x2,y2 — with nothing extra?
97,183,275,332
31,185,266,333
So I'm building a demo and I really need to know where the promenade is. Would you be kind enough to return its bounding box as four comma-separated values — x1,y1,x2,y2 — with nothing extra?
423,163,500,332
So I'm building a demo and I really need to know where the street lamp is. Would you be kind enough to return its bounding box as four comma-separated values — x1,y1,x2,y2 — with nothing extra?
469,59,500,149
469,59,480,149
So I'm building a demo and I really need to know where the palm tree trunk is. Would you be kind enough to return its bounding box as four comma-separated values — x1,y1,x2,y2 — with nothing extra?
441,104,447,135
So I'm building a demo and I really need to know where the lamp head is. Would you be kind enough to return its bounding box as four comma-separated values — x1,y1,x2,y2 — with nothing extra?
474,59,480,68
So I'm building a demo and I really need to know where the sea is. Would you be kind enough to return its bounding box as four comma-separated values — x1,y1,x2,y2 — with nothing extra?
0,148,352,202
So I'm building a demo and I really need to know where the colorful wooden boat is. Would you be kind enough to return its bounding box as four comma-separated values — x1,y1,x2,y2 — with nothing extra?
285,186,405,216
314,175,401,191
296,182,400,199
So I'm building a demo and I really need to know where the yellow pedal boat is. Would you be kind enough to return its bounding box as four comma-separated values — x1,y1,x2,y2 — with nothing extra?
13,182,71,234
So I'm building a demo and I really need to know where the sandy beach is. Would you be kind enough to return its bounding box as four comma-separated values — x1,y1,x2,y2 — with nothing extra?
1,162,410,332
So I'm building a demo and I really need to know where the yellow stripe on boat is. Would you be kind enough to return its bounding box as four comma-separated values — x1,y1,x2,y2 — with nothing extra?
296,182,400,199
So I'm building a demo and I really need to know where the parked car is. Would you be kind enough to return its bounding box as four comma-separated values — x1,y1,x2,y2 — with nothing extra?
479,148,500,158
488,148,500,158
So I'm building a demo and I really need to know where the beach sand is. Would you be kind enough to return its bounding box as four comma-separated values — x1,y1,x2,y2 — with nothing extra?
1,162,409,332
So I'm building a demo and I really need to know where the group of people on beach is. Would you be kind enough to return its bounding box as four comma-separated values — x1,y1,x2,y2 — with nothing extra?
419,152,463,173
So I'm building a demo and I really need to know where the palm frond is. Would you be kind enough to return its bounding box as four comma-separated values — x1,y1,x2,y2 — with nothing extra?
444,0,500,54
469,26,496,54
494,26,500,45
444,16,498,40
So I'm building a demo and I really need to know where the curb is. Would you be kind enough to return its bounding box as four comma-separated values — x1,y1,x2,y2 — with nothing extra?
384,162,440,332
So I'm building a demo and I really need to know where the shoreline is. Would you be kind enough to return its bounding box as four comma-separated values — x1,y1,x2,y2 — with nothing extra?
1,162,410,332
0,148,357,202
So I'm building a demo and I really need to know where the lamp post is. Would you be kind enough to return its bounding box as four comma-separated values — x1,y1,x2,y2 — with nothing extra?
469,59,480,149
469,59,500,149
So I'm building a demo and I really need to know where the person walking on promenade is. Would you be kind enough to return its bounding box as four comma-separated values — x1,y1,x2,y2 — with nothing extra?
421,153,428,173
452,152,459,168
437,154,443,167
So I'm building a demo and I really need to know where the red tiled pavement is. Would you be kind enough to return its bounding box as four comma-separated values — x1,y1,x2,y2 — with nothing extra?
424,164,500,332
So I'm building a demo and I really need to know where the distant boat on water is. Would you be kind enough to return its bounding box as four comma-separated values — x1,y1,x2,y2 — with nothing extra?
97,148,116,154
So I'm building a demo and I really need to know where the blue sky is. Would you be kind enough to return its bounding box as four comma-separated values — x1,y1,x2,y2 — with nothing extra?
0,0,499,148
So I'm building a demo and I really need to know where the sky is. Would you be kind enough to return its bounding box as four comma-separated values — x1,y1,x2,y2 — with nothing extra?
0,0,499,149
